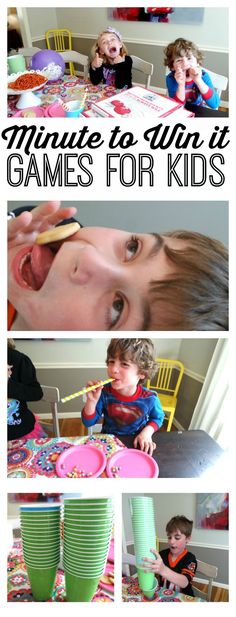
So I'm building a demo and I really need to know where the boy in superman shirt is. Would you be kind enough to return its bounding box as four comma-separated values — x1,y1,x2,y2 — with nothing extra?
164,38,220,109
142,515,197,596
82,338,164,455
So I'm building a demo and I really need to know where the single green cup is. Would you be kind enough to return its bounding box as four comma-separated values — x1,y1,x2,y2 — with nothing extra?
26,565,58,601
65,571,99,601
7,54,26,74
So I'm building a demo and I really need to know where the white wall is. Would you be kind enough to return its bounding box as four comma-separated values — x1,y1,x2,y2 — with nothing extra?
25,7,228,51
179,339,217,376
7,201,229,246
123,493,229,548
26,7,57,39
12,338,217,376
13,338,182,369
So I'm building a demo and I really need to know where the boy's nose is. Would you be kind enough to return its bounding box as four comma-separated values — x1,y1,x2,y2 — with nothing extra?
69,245,123,287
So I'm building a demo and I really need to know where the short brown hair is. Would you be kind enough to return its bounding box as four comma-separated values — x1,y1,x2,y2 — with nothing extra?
147,231,228,331
166,515,193,538
164,38,204,70
106,339,156,380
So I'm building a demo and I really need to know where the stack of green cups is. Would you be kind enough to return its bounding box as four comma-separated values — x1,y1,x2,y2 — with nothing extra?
20,503,61,601
130,497,157,597
63,497,114,602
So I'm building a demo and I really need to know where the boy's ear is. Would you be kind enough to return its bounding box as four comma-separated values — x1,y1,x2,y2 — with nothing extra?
139,372,146,381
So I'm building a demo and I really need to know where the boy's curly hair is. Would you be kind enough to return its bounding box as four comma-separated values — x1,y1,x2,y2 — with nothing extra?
91,30,128,63
166,515,193,538
106,339,156,380
164,38,204,70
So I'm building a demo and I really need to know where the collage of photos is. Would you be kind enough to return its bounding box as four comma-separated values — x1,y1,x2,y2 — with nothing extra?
5,2,231,611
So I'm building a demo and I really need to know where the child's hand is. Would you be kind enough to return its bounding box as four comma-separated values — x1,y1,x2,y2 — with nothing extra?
142,549,165,575
92,53,103,69
113,55,124,64
189,65,202,83
174,67,186,85
8,365,13,379
133,426,156,455
8,201,77,249
85,381,103,404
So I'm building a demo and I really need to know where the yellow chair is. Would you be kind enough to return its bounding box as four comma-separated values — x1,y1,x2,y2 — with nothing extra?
146,358,184,431
45,28,75,75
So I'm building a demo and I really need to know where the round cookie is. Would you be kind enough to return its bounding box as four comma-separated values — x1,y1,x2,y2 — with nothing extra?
36,222,80,245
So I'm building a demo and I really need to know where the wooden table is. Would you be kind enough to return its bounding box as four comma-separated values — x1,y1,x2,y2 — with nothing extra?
185,101,228,117
119,429,225,477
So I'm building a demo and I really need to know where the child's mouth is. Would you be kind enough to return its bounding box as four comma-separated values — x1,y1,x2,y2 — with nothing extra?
109,46,117,55
12,242,62,290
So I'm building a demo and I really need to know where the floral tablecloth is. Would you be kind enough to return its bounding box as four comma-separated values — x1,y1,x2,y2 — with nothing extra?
122,576,203,602
7,434,125,478
7,74,125,116
8,541,114,602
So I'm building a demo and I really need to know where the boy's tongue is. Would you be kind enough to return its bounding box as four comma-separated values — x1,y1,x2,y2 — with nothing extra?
25,244,54,290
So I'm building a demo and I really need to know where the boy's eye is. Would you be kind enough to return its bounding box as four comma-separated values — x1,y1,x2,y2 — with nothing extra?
125,236,140,260
109,294,124,328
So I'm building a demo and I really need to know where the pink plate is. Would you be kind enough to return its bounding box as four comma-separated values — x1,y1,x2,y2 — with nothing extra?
13,106,45,117
106,449,159,478
99,564,114,592
56,444,106,478
44,102,66,117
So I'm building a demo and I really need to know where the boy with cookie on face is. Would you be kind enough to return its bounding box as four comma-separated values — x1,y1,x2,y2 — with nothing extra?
8,201,228,332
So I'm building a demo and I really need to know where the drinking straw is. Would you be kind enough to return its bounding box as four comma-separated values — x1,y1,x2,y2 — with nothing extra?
80,93,87,109
61,379,114,403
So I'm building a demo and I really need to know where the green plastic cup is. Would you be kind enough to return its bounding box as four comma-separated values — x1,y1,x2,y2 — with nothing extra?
65,571,99,602
26,565,58,601
63,551,106,565
137,568,155,593
143,580,158,599
64,498,112,505
22,539,60,549
65,514,113,523
21,525,59,535
64,544,109,556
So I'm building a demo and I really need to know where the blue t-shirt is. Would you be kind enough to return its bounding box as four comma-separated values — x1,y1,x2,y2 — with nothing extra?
166,69,220,109
82,384,164,435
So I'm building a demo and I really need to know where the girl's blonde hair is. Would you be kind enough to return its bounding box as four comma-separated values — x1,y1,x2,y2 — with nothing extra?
91,28,128,63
